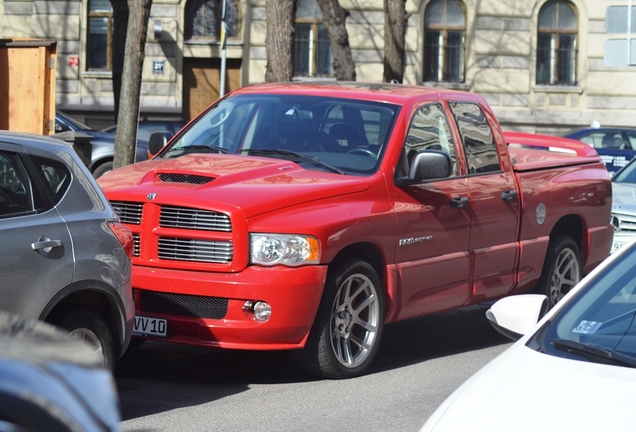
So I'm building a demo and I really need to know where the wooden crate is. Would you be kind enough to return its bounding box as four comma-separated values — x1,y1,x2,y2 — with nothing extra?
0,38,57,135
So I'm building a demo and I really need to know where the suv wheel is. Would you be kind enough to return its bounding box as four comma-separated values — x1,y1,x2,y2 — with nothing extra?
52,309,115,369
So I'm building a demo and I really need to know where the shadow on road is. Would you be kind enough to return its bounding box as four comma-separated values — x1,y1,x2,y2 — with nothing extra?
372,303,509,373
115,302,509,421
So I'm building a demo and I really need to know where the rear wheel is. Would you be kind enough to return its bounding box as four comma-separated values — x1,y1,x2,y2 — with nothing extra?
534,236,582,308
52,309,115,370
294,260,384,379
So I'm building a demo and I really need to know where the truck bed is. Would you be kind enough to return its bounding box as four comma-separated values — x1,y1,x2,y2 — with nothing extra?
505,131,604,172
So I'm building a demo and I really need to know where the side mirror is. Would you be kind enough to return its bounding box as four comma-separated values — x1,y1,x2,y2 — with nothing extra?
148,131,173,156
485,294,549,341
395,150,452,187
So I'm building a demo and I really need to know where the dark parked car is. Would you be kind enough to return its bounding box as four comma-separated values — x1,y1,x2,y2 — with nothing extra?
0,131,134,369
102,117,188,143
563,126,636,174
55,111,149,178
0,312,120,431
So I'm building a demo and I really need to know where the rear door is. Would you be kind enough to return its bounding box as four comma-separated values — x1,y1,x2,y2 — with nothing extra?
448,102,521,301
0,143,73,319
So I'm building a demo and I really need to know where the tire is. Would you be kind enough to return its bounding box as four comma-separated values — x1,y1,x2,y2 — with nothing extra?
294,260,384,379
92,161,113,178
51,309,115,370
534,236,582,308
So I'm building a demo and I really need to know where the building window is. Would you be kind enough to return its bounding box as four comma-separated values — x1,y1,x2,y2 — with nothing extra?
423,0,466,83
294,0,332,78
87,0,113,70
536,0,577,85
185,0,240,41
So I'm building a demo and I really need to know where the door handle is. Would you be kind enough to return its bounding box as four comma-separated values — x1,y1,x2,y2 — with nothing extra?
32,237,62,255
500,190,517,201
450,197,469,209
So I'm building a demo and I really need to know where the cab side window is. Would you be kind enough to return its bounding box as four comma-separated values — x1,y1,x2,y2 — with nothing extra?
399,103,458,178
0,151,34,217
449,102,501,174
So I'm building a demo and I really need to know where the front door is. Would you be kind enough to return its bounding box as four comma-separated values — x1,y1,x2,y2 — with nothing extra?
392,103,471,320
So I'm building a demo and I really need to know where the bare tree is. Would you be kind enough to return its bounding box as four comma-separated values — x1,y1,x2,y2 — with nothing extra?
111,0,128,117
265,0,295,82
383,0,407,83
113,0,152,169
316,0,356,81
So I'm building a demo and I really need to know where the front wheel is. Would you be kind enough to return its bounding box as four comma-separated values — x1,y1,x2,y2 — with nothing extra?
51,309,115,370
534,236,582,308
294,260,384,379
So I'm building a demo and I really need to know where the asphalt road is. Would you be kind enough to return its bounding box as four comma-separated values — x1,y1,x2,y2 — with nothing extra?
115,303,511,432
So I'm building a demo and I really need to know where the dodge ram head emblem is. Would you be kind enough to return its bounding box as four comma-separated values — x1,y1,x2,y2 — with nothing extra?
147,193,157,200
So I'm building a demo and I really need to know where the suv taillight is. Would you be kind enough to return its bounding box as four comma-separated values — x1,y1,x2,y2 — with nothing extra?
108,221,134,260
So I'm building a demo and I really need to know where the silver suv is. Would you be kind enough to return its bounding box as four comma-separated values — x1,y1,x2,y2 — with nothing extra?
0,131,134,368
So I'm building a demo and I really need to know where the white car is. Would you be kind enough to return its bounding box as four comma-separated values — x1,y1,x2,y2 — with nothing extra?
421,239,636,432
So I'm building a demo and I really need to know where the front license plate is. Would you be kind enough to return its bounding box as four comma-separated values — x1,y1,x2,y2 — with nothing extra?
133,315,167,337
611,241,625,254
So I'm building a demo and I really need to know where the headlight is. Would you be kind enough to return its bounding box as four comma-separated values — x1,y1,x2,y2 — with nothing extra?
250,233,320,266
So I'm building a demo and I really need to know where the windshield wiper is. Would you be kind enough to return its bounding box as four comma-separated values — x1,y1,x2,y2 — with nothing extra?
242,149,346,175
165,145,229,157
552,338,636,368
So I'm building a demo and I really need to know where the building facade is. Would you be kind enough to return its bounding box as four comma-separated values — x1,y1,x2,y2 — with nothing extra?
0,0,635,134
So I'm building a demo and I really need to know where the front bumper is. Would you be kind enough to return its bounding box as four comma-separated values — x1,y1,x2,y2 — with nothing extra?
132,264,328,350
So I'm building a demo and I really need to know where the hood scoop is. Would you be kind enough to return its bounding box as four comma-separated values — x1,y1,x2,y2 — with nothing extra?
158,173,215,185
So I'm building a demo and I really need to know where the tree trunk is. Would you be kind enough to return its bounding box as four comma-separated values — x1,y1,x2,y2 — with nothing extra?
316,0,356,81
265,0,295,82
383,0,407,83
113,0,152,169
111,0,128,117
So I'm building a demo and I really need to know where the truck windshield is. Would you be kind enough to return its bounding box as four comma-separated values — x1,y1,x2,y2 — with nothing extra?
162,94,399,175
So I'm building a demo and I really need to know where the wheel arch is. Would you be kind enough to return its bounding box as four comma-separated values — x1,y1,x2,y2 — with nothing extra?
40,280,128,358
548,214,584,261
89,157,113,175
326,241,389,314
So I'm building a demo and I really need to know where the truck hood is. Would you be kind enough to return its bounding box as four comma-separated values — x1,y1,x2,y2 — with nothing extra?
97,154,371,217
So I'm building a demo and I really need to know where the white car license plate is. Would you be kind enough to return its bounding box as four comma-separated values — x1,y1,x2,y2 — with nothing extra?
611,241,626,254
133,315,167,337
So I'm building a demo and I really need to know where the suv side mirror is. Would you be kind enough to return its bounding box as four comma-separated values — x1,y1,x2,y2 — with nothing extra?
148,131,173,156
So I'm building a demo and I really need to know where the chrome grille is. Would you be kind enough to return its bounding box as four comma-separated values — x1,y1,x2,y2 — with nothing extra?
111,201,143,224
613,212,636,232
160,206,231,232
158,237,233,263
158,173,214,185
133,234,140,257
139,290,228,319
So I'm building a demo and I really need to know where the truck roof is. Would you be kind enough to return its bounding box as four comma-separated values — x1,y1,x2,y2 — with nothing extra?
230,81,481,105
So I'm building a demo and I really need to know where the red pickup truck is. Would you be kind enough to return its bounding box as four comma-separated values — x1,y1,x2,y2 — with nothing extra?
98,82,613,379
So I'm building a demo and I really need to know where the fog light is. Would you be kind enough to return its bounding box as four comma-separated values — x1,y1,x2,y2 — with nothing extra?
253,301,272,322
